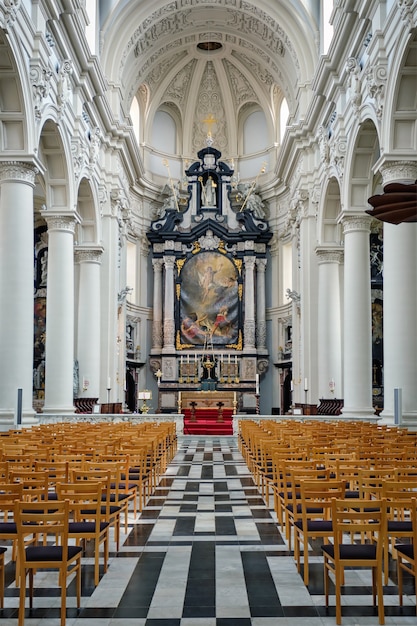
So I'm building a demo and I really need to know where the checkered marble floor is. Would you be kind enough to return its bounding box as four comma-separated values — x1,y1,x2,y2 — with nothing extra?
1,436,416,625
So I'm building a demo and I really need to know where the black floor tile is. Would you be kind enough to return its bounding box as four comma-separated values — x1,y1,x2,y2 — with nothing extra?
173,516,195,535
215,516,236,535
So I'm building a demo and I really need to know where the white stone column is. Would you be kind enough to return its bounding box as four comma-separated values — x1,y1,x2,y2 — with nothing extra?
316,248,343,399
152,258,164,352
243,256,256,351
0,162,38,426
75,246,103,401
163,255,176,352
341,214,374,418
256,258,267,352
42,214,78,414
378,161,417,425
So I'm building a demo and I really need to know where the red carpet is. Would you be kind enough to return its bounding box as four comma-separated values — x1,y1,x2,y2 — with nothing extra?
183,408,234,435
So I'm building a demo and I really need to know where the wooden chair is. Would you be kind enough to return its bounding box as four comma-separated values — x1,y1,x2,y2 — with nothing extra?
273,458,314,539
34,460,70,500
382,479,417,583
14,499,82,626
395,497,417,614
293,478,345,585
322,498,386,625
0,482,24,579
97,455,139,519
9,469,50,502
84,461,132,534
0,546,7,608
120,446,154,512
71,468,122,551
57,480,110,586
282,464,330,549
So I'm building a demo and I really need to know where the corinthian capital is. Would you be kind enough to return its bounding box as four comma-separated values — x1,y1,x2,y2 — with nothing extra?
0,161,38,185
379,160,417,185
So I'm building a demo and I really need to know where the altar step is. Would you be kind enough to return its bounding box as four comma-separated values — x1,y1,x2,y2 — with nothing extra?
183,408,234,435
183,420,233,435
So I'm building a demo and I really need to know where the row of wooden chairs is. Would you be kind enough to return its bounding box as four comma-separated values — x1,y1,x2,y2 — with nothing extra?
238,419,417,624
0,420,177,622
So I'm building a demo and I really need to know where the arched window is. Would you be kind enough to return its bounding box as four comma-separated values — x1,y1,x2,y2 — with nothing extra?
151,110,176,154
243,110,268,154
85,0,97,55
279,98,289,143
321,0,333,55
130,96,140,145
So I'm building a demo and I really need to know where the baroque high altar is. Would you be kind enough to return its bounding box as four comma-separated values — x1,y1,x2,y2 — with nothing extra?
147,146,272,414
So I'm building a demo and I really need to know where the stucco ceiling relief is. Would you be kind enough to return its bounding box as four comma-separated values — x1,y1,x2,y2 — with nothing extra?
192,62,228,153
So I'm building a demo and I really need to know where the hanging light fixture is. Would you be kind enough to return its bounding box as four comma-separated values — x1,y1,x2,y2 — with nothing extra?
367,181,417,224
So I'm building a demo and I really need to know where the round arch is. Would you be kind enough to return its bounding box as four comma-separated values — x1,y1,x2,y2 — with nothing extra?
318,176,342,246
344,119,380,214
37,119,73,213
0,29,29,155
385,30,417,155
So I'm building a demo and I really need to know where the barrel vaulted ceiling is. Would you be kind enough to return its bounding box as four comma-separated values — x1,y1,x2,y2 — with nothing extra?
100,0,320,158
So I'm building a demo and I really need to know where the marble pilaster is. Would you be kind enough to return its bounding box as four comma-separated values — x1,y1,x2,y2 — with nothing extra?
256,258,267,352
163,255,176,352
243,256,256,351
152,258,164,352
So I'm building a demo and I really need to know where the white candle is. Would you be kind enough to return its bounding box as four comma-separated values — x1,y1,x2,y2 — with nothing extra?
290,380,294,392
107,377,111,389
180,355,183,365
304,378,308,391
187,354,189,364
235,355,237,365
228,354,231,364
256,373,260,394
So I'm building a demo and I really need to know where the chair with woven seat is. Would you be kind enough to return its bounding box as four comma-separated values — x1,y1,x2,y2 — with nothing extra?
57,480,110,586
322,497,386,625
14,498,82,626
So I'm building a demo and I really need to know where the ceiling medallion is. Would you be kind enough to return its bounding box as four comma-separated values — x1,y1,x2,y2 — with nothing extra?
197,42,223,52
